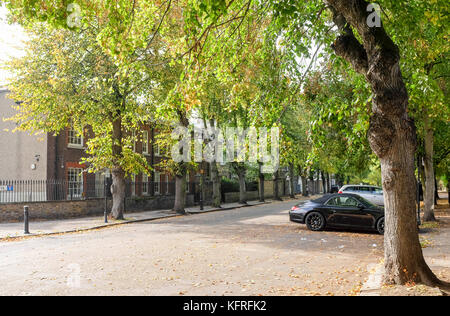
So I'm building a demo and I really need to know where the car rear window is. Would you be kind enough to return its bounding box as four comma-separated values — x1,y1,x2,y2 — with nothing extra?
312,195,333,204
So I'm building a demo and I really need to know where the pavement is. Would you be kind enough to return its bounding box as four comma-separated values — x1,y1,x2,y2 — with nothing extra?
0,199,292,240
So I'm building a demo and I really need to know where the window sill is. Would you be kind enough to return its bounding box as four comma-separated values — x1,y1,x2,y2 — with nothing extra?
68,144,84,150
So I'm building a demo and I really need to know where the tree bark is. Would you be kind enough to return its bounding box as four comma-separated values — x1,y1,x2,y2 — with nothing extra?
111,167,125,220
289,164,296,198
238,170,247,205
211,162,222,208
173,171,187,214
447,173,450,205
258,162,265,202
233,162,247,204
321,171,327,194
423,114,436,221
110,114,125,220
300,168,308,197
273,170,282,201
328,0,446,287
327,173,331,193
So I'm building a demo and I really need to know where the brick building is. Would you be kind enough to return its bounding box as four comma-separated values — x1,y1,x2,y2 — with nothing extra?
1,87,195,202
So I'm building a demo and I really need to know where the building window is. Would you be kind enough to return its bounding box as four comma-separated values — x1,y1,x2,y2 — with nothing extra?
142,174,149,195
186,172,190,193
68,125,83,148
154,171,160,195
68,168,83,198
142,130,149,155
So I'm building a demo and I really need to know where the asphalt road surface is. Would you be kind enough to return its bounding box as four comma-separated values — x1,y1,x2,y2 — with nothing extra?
0,199,384,296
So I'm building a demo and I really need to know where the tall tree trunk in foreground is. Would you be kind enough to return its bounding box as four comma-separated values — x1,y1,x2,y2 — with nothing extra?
173,170,187,214
329,0,447,287
110,115,125,220
211,162,222,208
258,162,265,202
423,114,436,221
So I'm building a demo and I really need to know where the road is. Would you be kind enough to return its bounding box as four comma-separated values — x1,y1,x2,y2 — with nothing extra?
0,199,385,296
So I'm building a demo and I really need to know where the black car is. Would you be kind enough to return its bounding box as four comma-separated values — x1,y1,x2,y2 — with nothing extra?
289,193,385,234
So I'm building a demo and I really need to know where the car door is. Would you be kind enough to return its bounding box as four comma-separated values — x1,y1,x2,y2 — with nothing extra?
333,196,374,228
322,197,343,226
372,187,384,206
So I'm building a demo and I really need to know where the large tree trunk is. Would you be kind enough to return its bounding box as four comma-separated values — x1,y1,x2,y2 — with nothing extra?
173,171,187,214
423,114,436,221
211,162,222,208
258,162,265,202
111,167,125,220
329,0,446,287
110,115,126,220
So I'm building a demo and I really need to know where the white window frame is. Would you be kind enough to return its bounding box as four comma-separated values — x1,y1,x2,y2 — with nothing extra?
142,130,149,155
68,168,83,198
154,172,161,195
68,125,83,149
142,174,149,195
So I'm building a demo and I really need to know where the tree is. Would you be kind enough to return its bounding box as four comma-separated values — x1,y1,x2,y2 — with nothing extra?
4,24,162,220
325,0,448,287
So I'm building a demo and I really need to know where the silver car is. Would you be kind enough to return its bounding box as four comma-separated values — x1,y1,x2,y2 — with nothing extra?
338,185,384,206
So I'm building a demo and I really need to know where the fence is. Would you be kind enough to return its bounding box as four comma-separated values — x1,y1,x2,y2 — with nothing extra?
0,179,212,204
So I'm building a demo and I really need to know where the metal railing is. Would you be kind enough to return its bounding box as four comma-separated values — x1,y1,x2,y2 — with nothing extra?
0,179,210,204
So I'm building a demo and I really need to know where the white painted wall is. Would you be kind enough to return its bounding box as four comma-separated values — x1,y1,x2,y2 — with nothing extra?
0,88,47,180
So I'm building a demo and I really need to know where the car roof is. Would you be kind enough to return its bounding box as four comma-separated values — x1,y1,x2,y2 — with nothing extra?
341,185,380,188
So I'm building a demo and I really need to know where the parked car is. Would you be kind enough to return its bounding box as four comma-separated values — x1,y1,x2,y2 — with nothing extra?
289,193,385,234
338,185,384,206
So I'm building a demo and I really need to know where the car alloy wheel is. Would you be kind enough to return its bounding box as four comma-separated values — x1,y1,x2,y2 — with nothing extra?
306,212,325,231
377,218,385,235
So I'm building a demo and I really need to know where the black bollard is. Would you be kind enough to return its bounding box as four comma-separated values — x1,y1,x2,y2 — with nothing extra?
24,206,30,234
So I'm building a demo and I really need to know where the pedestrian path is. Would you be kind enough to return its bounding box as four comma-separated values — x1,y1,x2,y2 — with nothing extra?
0,199,292,239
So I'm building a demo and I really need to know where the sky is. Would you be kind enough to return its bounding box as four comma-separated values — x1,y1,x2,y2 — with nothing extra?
0,4,27,87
